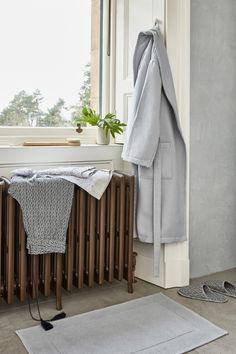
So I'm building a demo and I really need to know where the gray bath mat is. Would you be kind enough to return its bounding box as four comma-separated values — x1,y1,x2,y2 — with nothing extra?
16,293,227,354
178,284,228,303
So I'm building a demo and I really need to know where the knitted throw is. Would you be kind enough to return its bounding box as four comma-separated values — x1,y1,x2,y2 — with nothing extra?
9,176,74,254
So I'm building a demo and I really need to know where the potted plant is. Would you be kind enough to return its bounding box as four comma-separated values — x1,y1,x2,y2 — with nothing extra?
76,106,126,145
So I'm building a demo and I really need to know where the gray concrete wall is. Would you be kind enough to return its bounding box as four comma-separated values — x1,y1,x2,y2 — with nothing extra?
190,0,236,277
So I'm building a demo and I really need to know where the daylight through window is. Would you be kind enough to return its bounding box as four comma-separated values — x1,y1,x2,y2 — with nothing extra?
0,0,101,127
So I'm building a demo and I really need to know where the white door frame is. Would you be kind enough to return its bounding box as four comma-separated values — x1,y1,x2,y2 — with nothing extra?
134,0,190,288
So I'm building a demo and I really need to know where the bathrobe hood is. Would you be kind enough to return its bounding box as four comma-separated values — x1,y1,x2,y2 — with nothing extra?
134,28,181,129
122,27,187,275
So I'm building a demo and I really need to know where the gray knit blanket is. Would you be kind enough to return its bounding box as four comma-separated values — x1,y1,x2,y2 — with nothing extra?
9,177,74,254
8,166,112,255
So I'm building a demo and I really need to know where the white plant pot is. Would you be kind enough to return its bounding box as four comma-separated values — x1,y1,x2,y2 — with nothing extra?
96,127,110,145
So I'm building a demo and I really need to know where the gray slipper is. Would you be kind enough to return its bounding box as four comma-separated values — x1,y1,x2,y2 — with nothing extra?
178,284,228,303
204,280,236,298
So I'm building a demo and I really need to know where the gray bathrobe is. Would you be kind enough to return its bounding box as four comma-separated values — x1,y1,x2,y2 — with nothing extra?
122,27,186,275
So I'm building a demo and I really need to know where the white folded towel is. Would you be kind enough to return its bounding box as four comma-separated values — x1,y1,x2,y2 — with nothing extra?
11,166,112,200
11,166,97,179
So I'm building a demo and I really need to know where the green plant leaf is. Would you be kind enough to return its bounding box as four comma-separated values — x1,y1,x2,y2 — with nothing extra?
82,106,88,116
76,106,126,137
105,113,116,119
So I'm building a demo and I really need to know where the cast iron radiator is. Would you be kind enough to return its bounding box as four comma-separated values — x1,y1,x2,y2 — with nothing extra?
0,172,135,310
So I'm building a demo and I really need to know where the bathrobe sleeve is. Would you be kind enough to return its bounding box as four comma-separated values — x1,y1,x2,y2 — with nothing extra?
122,58,162,168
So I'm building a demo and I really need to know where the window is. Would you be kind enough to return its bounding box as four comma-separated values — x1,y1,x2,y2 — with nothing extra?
0,0,101,128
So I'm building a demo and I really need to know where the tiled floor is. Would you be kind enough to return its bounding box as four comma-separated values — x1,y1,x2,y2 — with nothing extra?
0,268,236,353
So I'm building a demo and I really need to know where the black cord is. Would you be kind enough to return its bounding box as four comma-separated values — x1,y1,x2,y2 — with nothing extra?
27,283,40,322
27,250,41,322
28,261,54,330
27,249,53,330
27,248,66,331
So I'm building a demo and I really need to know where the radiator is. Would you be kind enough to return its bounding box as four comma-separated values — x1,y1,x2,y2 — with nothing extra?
0,172,135,310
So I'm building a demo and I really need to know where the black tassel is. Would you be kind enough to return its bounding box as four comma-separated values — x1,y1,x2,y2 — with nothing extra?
50,312,66,321
41,319,54,331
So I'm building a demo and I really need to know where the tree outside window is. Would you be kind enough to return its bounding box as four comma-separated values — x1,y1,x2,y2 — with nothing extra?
0,0,100,128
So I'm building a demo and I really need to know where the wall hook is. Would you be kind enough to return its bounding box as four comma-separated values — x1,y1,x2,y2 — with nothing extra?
154,18,162,28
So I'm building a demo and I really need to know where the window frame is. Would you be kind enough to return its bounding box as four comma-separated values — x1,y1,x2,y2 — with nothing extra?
0,0,114,145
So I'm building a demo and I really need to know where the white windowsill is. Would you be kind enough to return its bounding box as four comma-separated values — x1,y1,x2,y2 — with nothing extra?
0,143,121,149
0,143,124,175
0,126,98,145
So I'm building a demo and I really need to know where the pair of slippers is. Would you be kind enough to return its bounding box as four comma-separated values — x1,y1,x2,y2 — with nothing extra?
178,280,236,303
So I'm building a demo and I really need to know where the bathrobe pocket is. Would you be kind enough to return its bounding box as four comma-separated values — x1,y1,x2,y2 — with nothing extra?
160,142,172,179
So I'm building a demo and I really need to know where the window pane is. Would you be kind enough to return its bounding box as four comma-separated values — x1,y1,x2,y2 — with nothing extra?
0,0,101,127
